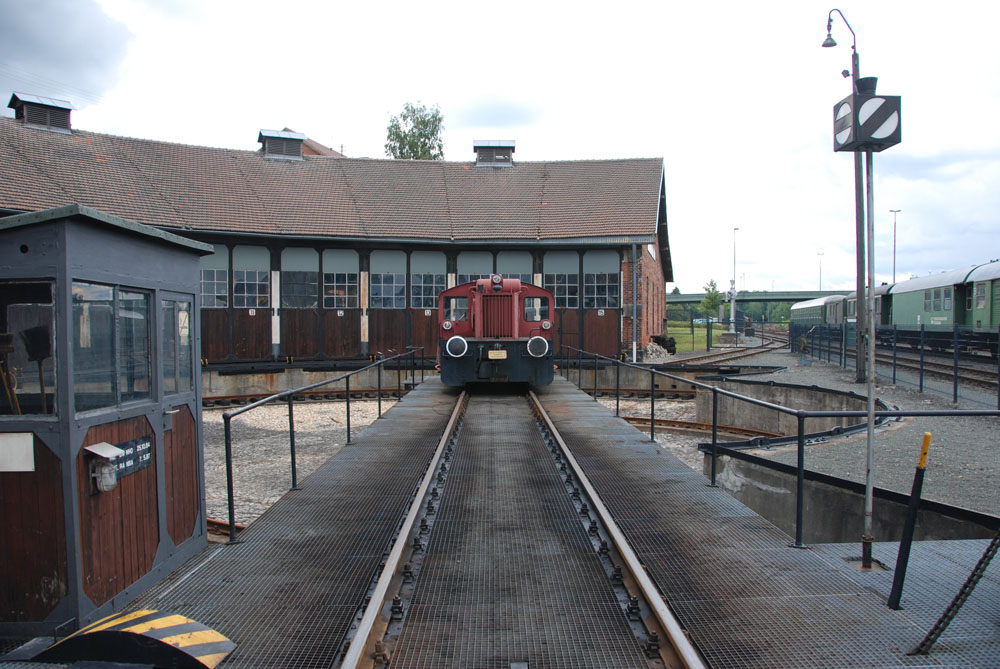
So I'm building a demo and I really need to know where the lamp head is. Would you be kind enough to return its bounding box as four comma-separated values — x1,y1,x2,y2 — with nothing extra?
822,33,837,48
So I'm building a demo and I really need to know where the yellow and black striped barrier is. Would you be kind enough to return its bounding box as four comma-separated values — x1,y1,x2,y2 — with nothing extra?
34,609,235,668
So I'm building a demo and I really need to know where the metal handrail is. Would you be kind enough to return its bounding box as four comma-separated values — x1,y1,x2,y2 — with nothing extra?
559,345,1000,549
219,348,424,543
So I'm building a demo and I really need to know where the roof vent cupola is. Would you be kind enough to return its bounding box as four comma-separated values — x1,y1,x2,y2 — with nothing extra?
473,140,515,167
8,93,73,133
258,129,306,160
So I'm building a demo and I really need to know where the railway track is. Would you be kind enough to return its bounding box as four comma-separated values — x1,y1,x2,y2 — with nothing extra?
664,336,787,366
341,390,704,668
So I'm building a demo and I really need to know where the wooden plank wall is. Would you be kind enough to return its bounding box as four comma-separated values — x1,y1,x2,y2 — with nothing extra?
77,416,159,607
369,310,408,357
200,309,229,362
324,310,361,357
583,309,621,356
410,310,438,360
164,405,198,547
0,436,67,622
554,309,581,355
280,309,319,359
233,310,270,360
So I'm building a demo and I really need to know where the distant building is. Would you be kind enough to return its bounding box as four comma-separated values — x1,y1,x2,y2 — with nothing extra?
0,93,672,377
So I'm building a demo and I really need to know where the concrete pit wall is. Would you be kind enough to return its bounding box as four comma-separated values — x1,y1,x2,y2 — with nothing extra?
706,454,997,543
203,365,425,400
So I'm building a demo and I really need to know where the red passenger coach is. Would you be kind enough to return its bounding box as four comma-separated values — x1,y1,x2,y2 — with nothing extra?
438,275,555,386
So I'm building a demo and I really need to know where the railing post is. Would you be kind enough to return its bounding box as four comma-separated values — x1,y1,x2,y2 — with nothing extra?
421,348,425,383
287,395,299,491
997,325,1000,411
953,325,959,404
892,325,897,385
919,325,926,392
709,387,719,487
592,354,598,400
223,415,240,544
615,358,621,417
649,369,656,442
578,347,583,388
397,359,402,399
346,375,352,444
377,358,382,418
793,413,806,548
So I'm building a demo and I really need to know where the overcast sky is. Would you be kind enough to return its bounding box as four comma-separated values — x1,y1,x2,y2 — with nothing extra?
2,0,998,293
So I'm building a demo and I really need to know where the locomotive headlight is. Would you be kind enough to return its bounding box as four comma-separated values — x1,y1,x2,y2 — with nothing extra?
445,335,468,358
527,335,549,358
442,320,453,331
541,320,551,330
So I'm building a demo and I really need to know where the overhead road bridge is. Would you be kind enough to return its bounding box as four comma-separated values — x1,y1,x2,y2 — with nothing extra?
667,290,847,306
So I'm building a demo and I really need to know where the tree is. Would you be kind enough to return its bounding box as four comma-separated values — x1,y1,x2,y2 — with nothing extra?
384,102,444,160
699,280,723,320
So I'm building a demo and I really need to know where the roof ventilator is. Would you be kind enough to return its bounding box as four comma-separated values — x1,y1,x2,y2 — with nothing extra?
8,92,73,133
258,129,306,160
473,140,515,167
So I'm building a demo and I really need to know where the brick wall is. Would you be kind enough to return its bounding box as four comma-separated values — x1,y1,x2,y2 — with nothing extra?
621,241,666,354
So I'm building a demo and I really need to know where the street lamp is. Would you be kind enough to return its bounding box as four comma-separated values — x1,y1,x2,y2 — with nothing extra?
823,8,867,385
730,227,739,334
890,209,901,282
817,252,824,290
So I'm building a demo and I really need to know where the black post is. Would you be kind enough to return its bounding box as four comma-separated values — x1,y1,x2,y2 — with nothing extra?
649,370,655,442
953,325,959,404
397,359,402,400
345,375,352,444
223,416,239,544
919,325,926,392
377,358,382,417
578,347,583,388
287,395,299,491
709,387,719,487
592,355,598,399
997,325,1000,410
706,320,712,351
888,433,932,609
793,413,806,548
421,348,425,382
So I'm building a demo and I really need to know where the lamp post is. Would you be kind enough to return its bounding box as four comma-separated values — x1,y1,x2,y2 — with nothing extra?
730,227,739,334
817,252,824,290
890,209,901,282
823,9,867,385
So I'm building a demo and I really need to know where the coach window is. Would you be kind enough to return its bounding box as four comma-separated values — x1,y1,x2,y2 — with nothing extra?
524,297,550,322
199,245,228,308
411,251,446,309
923,290,931,312
281,248,319,309
233,245,270,308
975,283,987,309
932,288,941,312
1,280,57,416
497,251,533,284
322,249,359,308
370,250,406,309
543,251,579,309
457,251,493,285
162,299,193,394
943,287,952,311
583,250,620,309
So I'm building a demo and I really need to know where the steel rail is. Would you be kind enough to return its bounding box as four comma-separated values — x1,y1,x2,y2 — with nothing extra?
529,390,707,669
340,391,467,668
621,415,782,439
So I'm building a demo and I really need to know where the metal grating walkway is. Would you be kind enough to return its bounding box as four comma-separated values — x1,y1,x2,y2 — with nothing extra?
534,377,996,668
391,392,649,668
129,379,460,668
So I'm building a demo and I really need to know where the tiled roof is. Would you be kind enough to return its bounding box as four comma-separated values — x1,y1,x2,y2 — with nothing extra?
0,117,664,247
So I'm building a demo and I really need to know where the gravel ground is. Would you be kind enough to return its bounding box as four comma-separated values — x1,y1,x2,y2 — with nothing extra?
202,349,999,528
202,399,395,525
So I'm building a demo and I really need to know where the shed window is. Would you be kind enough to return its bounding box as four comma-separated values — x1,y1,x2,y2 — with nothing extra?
233,246,270,308
410,251,446,309
370,250,406,309
457,251,493,285
199,246,228,308
543,251,579,309
0,281,57,416
162,299,193,395
281,248,319,309
497,251,533,285
323,249,359,308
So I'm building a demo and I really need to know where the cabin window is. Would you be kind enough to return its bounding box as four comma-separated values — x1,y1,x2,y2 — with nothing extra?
524,297,550,322
442,297,468,321
233,245,270,308
543,251,579,309
281,248,319,309
975,283,987,309
73,282,151,412
199,245,229,308
0,281,57,416
410,251,446,309
162,299,193,395
583,250,620,309
497,251,533,284
932,288,941,312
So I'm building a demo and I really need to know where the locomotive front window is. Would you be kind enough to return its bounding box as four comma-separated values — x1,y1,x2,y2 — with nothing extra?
524,297,550,322
443,297,468,321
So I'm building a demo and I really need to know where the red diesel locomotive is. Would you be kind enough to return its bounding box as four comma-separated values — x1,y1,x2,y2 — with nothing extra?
437,275,555,386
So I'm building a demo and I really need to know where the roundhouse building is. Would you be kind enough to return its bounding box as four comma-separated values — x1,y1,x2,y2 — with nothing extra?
0,93,672,385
